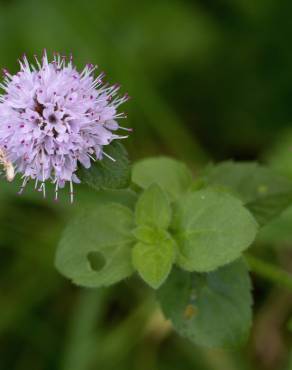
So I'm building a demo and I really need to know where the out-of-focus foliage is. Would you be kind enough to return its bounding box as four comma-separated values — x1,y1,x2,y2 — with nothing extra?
203,161,292,225
1,0,292,369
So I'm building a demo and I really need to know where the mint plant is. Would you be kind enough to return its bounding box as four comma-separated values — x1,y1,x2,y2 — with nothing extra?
55,151,292,349
2,52,292,351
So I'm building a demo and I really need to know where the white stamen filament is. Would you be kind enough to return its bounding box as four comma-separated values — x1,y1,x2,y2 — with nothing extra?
55,180,59,201
102,151,116,162
69,180,74,204
18,176,28,194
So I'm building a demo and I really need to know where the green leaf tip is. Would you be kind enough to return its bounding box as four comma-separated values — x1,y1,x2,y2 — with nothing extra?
132,238,176,289
135,183,171,229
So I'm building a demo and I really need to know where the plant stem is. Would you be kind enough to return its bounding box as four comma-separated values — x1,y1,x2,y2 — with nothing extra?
246,254,292,290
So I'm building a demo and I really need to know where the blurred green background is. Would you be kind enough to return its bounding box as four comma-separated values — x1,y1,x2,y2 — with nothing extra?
1,0,292,369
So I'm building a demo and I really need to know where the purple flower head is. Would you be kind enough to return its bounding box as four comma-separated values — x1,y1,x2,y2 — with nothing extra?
0,51,131,202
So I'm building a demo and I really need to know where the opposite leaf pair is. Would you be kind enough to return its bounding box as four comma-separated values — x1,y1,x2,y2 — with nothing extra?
54,184,175,290
55,153,292,348
132,183,175,289
132,182,258,289
56,157,258,290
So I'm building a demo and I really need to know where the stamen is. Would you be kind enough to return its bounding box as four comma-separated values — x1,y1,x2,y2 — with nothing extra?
102,151,116,162
119,126,133,132
112,134,129,140
18,176,28,195
69,181,74,204
55,180,59,202
38,182,46,198
88,154,96,162
40,154,46,198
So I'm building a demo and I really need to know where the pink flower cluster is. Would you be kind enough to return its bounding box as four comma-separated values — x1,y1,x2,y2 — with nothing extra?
0,51,130,201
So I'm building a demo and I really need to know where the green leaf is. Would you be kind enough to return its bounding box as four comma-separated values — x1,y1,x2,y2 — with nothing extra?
55,203,135,288
132,157,193,200
172,189,258,272
157,259,252,348
135,184,171,229
204,161,292,226
132,238,175,289
78,142,131,191
132,225,169,244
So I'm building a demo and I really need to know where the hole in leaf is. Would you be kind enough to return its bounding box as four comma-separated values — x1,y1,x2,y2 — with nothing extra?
87,251,106,272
